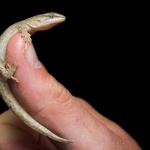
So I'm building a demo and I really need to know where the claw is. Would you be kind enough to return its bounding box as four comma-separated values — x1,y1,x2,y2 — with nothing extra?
11,76,19,82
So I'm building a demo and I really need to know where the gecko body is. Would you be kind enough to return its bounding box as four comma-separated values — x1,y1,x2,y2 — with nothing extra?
0,12,70,143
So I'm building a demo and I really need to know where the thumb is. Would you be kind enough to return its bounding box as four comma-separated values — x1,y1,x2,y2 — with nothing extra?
6,33,73,139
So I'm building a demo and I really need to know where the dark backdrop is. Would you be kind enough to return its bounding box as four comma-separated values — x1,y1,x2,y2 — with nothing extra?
0,0,147,149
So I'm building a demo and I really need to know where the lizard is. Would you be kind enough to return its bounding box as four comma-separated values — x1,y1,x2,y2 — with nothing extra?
0,12,71,143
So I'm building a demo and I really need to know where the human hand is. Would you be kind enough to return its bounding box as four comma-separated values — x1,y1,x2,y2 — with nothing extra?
0,33,141,150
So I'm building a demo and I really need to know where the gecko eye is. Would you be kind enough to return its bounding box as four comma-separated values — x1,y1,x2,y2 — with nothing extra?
48,12,65,19
49,12,55,18
42,13,55,19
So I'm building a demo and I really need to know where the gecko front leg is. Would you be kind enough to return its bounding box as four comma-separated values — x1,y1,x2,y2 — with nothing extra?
17,25,32,43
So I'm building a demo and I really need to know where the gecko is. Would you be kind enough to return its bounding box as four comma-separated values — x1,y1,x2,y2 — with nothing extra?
0,12,71,143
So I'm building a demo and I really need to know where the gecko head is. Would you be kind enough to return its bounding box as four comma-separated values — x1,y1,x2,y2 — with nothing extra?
26,12,66,32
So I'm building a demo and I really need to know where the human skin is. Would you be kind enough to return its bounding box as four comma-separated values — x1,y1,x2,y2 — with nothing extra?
0,33,141,150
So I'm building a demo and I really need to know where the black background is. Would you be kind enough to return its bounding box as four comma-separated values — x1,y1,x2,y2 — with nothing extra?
0,0,147,149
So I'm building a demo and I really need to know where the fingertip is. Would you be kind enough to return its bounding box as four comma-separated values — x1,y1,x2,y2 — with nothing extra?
6,33,74,114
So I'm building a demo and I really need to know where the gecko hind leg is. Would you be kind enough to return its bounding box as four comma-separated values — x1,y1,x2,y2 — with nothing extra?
4,63,18,82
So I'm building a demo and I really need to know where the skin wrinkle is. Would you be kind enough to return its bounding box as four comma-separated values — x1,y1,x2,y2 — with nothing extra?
30,86,73,118
76,99,120,141
79,99,120,133
79,99,141,149
32,96,76,137
79,99,129,135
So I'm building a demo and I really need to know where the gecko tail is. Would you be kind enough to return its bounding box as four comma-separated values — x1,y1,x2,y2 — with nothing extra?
47,135,73,143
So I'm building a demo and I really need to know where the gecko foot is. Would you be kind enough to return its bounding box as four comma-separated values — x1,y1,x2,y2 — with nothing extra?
5,63,19,82
17,25,32,43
